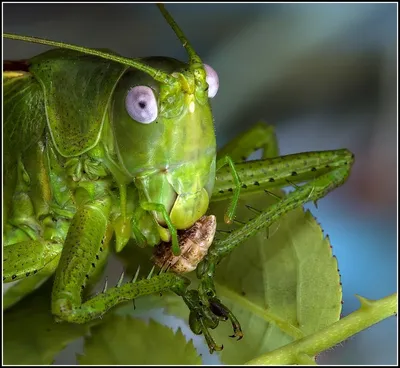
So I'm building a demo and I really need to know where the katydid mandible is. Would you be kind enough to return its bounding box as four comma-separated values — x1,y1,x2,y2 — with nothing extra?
3,4,354,353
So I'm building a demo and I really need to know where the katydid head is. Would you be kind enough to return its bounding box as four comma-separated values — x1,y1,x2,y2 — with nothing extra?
108,5,220,233
111,56,217,231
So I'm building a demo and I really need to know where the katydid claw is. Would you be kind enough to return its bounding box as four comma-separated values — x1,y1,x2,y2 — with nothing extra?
230,329,244,341
214,344,224,353
183,286,244,353
209,297,243,341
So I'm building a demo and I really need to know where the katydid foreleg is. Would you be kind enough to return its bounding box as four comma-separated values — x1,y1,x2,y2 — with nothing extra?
51,196,188,323
211,163,353,260
198,150,353,305
206,147,354,272
3,241,62,310
51,196,112,322
3,239,62,310
212,149,353,202
185,126,354,351
188,162,352,351
3,240,62,283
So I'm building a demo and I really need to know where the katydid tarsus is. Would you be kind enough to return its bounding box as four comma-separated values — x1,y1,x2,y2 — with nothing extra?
2,4,354,353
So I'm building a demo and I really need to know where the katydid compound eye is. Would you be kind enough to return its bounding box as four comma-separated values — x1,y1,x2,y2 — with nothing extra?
204,64,219,98
125,86,158,124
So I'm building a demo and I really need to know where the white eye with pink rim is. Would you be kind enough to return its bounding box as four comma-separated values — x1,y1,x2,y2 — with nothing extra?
204,64,219,98
125,86,158,124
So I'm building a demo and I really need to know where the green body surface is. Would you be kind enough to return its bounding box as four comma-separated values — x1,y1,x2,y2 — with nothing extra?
3,4,354,354
4,53,216,244
3,49,216,309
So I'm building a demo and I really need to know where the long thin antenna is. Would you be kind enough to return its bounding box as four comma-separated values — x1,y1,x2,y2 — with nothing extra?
157,4,203,68
3,33,177,86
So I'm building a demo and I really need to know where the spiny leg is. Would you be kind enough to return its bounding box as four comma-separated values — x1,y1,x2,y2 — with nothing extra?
198,164,351,330
195,148,354,351
3,240,62,309
188,121,354,351
202,162,353,280
182,290,223,353
215,122,279,224
3,240,62,283
60,271,189,323
212,149,353,202
51,197,111,322
51,197,188,323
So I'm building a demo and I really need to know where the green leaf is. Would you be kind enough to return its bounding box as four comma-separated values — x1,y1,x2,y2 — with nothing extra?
78,316,202,365
164,192,342,364
3,279,90,365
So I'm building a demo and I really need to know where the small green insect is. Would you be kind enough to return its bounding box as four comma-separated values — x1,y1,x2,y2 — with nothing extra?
3,4,354,353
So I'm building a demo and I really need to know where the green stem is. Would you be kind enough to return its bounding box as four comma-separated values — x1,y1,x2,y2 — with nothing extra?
245,293,397,365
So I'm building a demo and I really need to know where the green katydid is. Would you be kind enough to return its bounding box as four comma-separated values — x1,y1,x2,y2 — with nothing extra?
3,4,354,353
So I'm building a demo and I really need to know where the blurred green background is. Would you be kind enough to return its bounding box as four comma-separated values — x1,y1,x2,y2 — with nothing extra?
3,3,397,365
